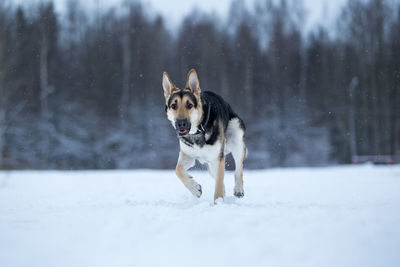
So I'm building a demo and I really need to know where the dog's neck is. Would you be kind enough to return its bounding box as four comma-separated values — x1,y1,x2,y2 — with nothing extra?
195,101,211,134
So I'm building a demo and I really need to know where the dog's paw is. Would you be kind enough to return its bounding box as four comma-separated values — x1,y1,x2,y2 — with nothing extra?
214,197,224,205
213,186,225,203
234,185,244,198
188,181,202,198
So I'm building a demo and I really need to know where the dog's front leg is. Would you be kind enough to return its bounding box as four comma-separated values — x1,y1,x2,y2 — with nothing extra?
209,154,226,202
176,152,202,197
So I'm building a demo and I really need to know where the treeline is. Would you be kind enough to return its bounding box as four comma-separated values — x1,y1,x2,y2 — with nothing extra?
0,0,399,169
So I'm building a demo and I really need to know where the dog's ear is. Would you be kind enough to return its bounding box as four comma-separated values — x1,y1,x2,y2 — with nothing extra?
186,69,201,96
162,72,177,99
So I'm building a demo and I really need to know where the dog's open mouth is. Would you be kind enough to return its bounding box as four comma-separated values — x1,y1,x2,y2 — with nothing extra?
177,129,190,136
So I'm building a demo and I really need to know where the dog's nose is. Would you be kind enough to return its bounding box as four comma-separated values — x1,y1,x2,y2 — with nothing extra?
176,119,189,129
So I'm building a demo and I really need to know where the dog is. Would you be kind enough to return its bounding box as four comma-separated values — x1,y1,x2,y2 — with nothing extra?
162,69,247,202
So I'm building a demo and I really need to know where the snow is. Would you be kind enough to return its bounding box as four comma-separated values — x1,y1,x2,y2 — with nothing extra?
0,165,399,267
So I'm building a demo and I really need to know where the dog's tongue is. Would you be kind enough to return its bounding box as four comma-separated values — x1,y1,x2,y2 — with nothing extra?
178,129,188,135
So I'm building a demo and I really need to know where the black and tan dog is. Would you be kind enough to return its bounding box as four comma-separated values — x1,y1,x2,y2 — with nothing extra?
162,69,247,202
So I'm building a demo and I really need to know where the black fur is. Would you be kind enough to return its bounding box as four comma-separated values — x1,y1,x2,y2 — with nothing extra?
179,91,245,147
218,142,225,160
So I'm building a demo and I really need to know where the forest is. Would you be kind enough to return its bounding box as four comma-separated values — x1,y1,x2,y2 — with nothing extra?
0,0,399,169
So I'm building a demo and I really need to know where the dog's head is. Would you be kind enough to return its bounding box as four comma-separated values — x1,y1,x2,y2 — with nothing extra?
162,69,203,137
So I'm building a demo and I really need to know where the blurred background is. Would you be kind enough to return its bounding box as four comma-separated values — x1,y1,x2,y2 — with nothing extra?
0,0,399,169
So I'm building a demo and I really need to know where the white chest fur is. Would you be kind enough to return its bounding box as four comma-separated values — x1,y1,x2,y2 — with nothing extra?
180,140,222,164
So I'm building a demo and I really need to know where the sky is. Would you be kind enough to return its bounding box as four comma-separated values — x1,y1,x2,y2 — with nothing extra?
144,0,348,32
10,0,348,33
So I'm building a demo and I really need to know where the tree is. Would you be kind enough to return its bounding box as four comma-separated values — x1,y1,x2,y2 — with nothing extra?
338,0,394,157
0,4,13,167
37,2,58,115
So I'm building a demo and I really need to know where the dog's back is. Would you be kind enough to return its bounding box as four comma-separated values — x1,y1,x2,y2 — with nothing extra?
201,91,245,132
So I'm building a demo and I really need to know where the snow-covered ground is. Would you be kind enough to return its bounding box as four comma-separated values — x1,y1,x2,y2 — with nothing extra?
0,165,399,267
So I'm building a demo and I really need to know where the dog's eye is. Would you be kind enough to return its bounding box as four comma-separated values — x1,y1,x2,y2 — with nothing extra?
171,103,177,110
187,102,193,109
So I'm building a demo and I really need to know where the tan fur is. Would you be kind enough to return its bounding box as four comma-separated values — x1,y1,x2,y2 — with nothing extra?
167,94,202,120
206,121,227,202
162,72,179,100
175,151,202,197
214,157,225,201
234,147,245,191
186,69,200,91
214,121,226,201
176,152,192,179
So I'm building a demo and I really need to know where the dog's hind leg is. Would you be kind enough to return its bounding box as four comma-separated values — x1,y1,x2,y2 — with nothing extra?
176,152,202,197
226,118,246,198
232,140,246,198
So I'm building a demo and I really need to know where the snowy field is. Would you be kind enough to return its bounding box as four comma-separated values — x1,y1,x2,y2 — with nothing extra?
0,165,399,267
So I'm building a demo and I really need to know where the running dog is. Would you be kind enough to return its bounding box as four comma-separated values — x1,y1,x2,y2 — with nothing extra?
162,69,247,202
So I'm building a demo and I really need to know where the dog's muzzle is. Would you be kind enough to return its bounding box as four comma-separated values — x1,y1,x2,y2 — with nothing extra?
175,119,191,136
